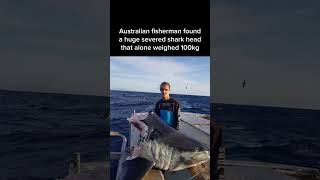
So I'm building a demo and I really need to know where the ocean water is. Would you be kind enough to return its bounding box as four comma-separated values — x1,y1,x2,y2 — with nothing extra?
0,90,108,179
213,103,320,169
9,89,317,179
109,90,210,180
110,90,320,179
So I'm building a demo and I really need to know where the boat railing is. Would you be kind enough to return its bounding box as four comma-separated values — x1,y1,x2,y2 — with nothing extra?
110,131,127,180
180,117,209,136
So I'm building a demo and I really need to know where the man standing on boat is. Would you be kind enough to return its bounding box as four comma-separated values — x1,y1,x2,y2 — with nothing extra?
155,82,181,130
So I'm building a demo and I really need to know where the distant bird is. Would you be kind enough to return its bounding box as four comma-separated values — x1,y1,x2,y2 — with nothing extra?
242,80,246,88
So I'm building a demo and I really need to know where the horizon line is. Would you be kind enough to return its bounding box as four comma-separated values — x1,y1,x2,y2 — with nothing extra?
110,89,210,97
0,88,107,97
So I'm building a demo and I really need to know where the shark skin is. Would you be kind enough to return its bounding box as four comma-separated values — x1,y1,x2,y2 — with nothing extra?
118,113,210,180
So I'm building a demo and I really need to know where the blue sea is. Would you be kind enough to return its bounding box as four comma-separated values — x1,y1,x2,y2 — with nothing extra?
2,89,319,179
110,90,320,179
213,103,320,169
0,90,108,179
109,90,210,179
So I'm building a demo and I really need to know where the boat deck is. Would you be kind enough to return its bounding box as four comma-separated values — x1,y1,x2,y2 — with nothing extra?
57,161,108,180
223,160,320,180
129,112,210,149
225,165,298,180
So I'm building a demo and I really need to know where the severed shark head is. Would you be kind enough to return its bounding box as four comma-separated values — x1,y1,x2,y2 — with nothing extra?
119,112,210,180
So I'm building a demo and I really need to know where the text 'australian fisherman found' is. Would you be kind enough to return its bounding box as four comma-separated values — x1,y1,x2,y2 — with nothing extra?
119,28,201,35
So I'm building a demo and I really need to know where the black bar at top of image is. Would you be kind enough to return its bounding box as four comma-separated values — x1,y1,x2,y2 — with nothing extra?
110,0,210,56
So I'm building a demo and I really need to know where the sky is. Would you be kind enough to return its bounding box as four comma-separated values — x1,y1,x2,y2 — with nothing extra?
110,57,210,96
0,1,108,96
212,0,320,110
0,0,320,109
